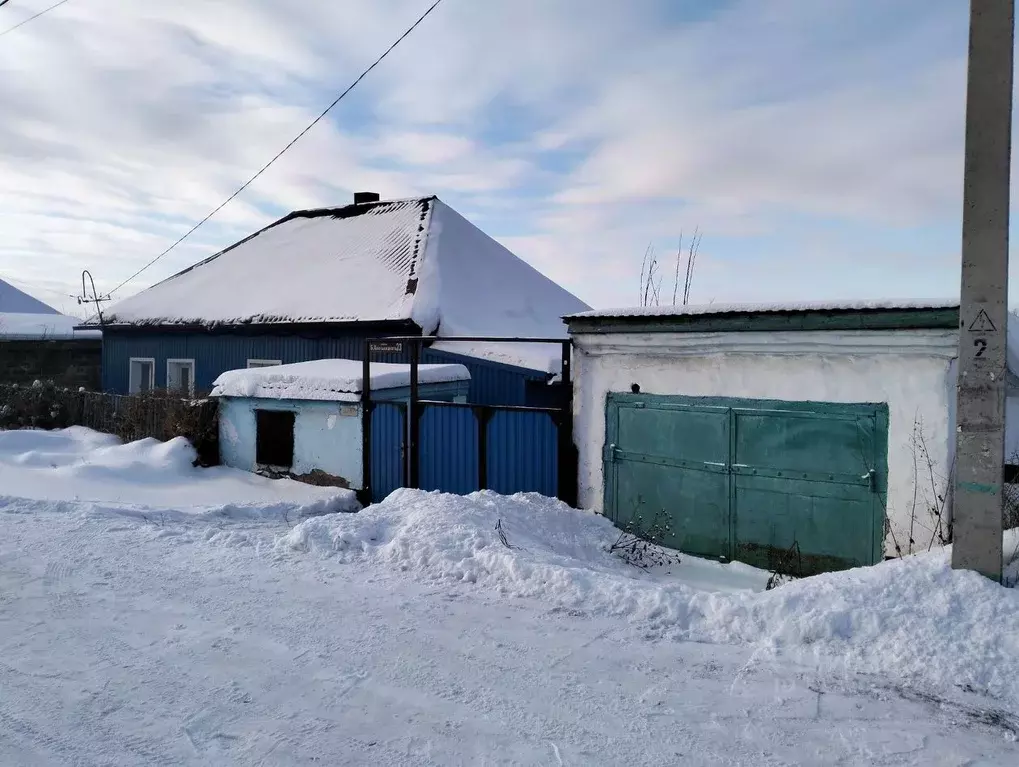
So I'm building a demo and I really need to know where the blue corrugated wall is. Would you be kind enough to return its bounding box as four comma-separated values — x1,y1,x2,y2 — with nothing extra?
371,404,559,503
101,331,552,406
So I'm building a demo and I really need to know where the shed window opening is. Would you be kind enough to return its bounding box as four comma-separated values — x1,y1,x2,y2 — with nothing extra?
167,359,195,396
129,358,155,394
247,359,282,369
255,410,295,469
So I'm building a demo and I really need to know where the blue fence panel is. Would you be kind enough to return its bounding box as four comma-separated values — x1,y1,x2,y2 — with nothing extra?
371,403,406,503
486,410,559,497
419,405,479,496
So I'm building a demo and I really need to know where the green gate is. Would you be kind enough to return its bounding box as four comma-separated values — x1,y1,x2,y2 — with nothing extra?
604,393,888,574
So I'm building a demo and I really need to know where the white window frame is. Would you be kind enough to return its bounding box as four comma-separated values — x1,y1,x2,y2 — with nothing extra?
166,358,196,396
128,357,156,394
247,359,282,368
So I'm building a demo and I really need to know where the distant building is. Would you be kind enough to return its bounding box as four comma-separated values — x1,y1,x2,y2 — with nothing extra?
0,277,101,389
89,195,589,405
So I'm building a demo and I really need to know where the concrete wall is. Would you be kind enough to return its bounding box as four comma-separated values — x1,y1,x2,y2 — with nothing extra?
571,328,959,556
0,339,101,389
218,397,363,488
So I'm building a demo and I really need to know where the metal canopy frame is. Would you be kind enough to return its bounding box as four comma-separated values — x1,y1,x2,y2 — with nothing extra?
360,335,576,506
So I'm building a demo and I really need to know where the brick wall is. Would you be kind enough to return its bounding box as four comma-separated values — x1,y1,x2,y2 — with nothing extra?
0,339,102,390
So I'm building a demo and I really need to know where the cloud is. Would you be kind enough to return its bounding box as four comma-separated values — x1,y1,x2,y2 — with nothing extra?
0,0,991,313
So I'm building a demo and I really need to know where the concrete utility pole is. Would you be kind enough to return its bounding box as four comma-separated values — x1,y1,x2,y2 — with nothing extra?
952,0,1014,581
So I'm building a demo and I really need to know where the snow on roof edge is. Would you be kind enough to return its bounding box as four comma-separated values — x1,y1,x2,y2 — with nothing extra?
209,358,471,402
566,298,960,321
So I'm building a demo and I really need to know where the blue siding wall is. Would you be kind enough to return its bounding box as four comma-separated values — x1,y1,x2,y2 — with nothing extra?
102,331,553,406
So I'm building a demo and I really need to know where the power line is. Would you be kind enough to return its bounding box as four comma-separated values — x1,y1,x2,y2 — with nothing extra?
0,0,71,38
110,0,445,296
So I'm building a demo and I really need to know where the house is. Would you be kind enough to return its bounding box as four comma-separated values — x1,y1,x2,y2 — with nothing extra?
0,277,101,389
565,300,1019,576
210,358,471,491
90,194,590,405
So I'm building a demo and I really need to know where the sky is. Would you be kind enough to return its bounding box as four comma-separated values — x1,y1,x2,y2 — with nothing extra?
0,0,1006,316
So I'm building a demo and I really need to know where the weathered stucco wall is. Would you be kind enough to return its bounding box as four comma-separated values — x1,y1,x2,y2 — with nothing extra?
218,397,363,488
571,329,959,556
0,339,101,389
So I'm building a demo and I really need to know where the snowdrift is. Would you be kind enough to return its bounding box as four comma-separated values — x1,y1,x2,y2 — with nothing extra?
0,427,357,519
280,489,1019,705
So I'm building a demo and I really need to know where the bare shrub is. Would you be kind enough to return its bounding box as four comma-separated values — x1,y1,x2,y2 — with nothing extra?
609,500,681,571
888,415,953,558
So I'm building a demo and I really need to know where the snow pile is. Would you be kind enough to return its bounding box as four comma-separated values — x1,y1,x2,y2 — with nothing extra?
279,489,1019,704
0,427,356,518
210,359,470,401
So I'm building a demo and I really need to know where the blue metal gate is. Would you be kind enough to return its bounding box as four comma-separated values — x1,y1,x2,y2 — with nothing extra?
370,402,406,502
369,402,560,503
362,335,576,506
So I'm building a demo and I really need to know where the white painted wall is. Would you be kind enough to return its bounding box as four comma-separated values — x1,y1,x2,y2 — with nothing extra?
571,329,959,556
218,397,363,488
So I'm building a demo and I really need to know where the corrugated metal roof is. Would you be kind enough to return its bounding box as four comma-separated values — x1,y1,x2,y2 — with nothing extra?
102,198,433,329
566,298,960,321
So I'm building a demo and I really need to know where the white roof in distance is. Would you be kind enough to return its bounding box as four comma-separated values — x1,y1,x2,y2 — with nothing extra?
0,312,101,340
210,359,471,402
566,298,961,320
100,197,590,372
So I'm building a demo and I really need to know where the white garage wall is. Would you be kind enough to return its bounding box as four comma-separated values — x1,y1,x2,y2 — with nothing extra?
571,329,959,556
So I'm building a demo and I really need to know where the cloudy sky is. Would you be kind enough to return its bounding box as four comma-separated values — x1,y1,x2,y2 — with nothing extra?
0,0,1004,315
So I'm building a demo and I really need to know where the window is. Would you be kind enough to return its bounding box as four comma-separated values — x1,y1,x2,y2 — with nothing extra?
128,358,155,394
247,359,282,369
255,409,295,469
167,359,195,396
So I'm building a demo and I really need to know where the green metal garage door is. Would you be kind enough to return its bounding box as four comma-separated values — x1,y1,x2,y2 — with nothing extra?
604,393,888,574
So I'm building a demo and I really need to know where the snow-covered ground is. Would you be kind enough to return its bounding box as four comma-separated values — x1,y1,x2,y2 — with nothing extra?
0,428,357,521
1,429,1018,765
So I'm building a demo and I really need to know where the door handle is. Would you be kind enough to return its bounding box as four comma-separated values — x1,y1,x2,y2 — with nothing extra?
862,469,876,491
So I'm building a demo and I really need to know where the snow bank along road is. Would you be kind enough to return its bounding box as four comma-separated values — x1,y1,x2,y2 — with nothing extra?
1,428,1018,765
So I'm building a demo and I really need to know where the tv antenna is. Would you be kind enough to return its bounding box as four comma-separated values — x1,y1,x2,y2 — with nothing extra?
76,270,111,327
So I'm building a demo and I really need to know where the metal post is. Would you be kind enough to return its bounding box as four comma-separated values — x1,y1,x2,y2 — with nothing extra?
952,0,1014,581
360,340,373,506
408,340,420,489
557,339,578,506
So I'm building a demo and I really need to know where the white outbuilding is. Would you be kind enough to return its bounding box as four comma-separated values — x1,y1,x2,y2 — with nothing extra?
210,359,470,491
566,300,1019,574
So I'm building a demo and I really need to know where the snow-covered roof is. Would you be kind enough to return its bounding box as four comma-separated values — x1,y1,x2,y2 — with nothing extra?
566,299,960,320
210,359,471,402
0,312,101,340
99,197,590,371
0,277,61,315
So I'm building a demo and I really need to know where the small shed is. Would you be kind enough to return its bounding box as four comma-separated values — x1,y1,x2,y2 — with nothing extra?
210,359,470,490
566,300,1019,575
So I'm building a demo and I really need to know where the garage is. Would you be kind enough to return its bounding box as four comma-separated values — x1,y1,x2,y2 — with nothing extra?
565,300,991,573
604,393,887,574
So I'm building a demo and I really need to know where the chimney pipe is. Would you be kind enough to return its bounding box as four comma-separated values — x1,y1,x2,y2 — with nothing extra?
353,191,381,204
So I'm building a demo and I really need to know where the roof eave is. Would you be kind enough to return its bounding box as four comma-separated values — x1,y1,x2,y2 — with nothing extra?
97,317,422,336
566,306,962,335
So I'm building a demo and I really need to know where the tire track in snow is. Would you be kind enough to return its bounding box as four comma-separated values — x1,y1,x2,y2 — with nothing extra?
43,559,82,615
0,706,76,761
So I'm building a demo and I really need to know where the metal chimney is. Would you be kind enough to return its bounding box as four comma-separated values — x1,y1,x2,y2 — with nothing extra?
353,192,381,204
